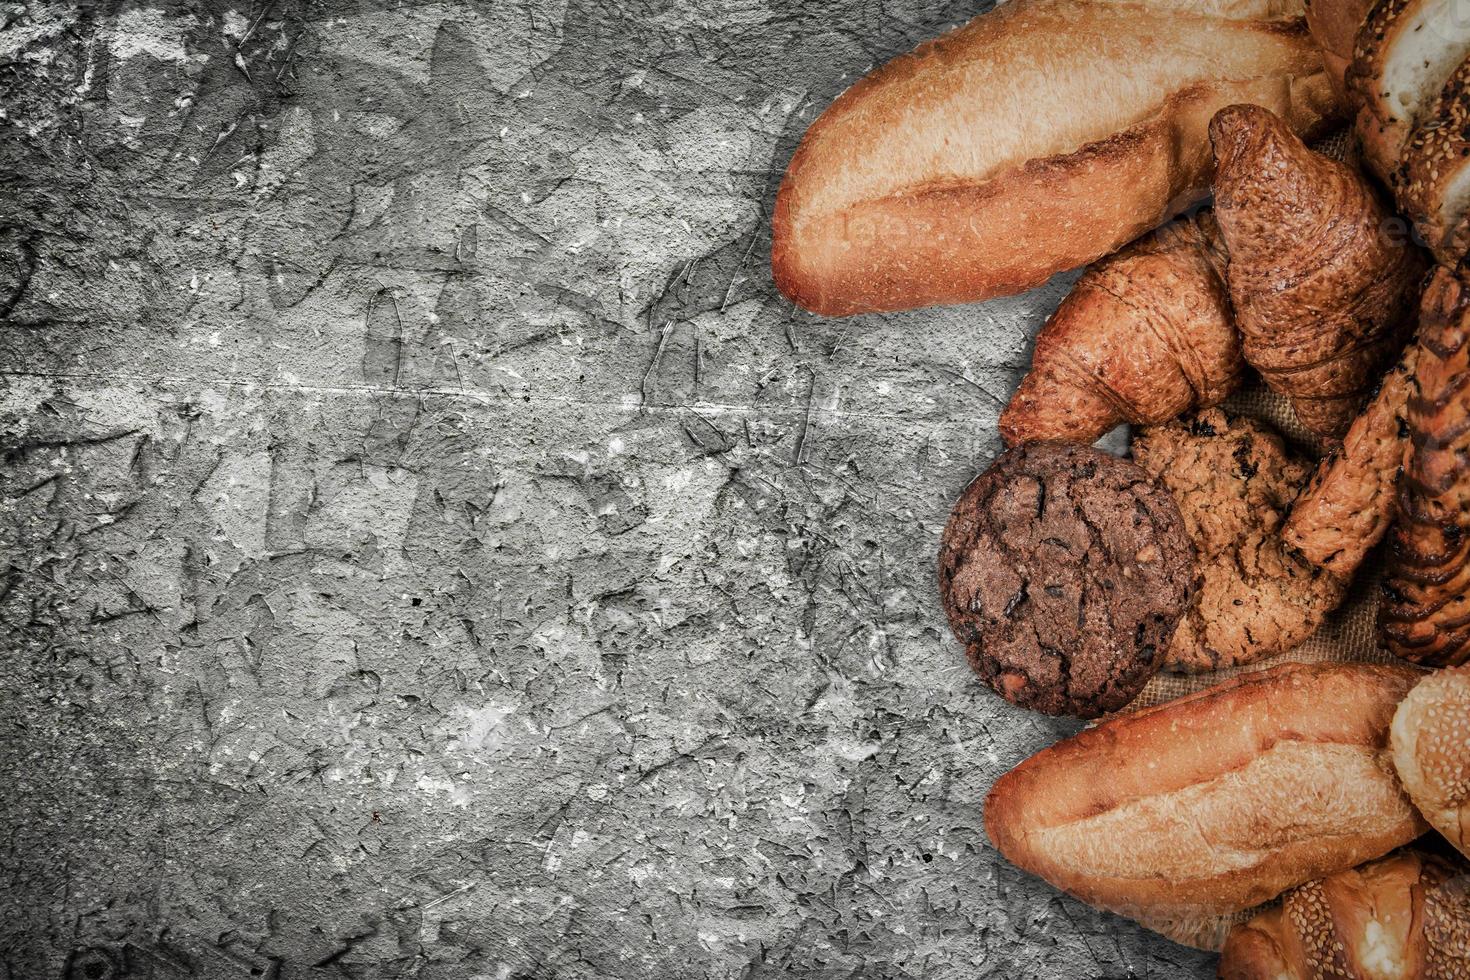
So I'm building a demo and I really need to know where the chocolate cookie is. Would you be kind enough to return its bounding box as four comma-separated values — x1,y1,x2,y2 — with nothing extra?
938,443,1194,717
1131,409,1347,673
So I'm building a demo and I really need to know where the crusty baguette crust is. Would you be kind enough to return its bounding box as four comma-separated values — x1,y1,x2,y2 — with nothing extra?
771,0,1336,316
985,662,1426,934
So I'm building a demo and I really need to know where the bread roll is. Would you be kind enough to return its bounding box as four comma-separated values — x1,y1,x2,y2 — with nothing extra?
985,662,1427,944
770,0,1337,316
1218,850,1470,979
1392,665,1470,857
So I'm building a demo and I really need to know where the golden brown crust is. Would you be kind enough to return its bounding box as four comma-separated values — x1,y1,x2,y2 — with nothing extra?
1391,665,1470,857
1132,410,1347,672
998,214,1240,447
1382,267,1470,666
984,662,1426,932
1211,102,1426,440
1219,851,1470,979
1282,343,1420,577
771,1,1336,316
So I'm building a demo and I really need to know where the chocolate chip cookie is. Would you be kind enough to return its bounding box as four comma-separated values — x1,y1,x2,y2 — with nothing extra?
938,443,1194,717
1132,409,1347,673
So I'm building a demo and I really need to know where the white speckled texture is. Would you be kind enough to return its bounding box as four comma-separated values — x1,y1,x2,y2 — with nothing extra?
0,2,1215,976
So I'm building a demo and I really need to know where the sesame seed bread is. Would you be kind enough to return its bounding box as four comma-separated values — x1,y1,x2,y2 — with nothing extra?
770,0,1336,316
1391,665,1470,858
1347,0,1470,181
1399,58,1470,261
1218,850,1470,979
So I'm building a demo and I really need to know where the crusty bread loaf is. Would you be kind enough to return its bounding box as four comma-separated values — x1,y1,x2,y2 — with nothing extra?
1391,665,1470,857
984,662,1426,944
1218,850,1470,979
771,0,1337,316
1347,0,1470,182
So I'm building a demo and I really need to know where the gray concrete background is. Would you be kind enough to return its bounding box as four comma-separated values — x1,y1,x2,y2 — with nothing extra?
0,2,1216,977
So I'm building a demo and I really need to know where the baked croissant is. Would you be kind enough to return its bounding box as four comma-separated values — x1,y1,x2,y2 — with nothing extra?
1381,267,1470,667
1210,102,1425,441
998,213,1240,447
1218,850,1470,979
1282,343,1419,578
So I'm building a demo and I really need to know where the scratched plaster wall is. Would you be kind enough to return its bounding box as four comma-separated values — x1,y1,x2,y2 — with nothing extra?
0,2,1216,978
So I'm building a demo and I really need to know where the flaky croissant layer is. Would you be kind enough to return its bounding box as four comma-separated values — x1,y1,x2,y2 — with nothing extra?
1211,103,1425,442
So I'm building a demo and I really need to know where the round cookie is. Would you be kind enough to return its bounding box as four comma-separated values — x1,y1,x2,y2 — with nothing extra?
938,443,1194,717
1131,409,1347,673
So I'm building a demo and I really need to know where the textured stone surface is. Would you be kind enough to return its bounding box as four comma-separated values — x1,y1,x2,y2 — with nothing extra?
0,2,1216,977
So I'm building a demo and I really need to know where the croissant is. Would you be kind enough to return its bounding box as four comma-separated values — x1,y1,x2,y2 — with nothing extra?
1210,103,1425,442
1282,343,1419,578
1218,850,1470,979
1381,267,1470,667
998,213,1240,447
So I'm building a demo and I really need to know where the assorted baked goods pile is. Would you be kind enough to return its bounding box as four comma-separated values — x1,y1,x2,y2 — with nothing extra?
773,0,1470,971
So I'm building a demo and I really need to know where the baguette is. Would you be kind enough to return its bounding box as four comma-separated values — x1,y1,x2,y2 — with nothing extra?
985,662,1427,941
771,0,1337,316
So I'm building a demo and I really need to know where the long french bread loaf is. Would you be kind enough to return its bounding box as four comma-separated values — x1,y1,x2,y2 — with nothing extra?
770,0,1336,316
984,662,1427,944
